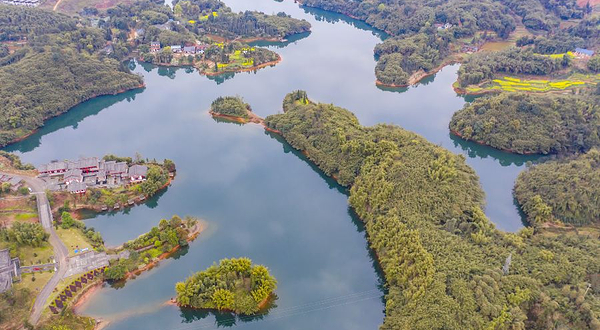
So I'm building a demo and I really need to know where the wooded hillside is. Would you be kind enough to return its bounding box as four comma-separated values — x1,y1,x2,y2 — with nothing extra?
515,149,600,226
265,91,600,330
0,5,143,148
450,93,600,154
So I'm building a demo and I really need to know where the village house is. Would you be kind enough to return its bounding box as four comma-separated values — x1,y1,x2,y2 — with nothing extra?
0,249,20,293
0,0,41,7
67,182,87,195
0,175,24,191
150,41,161,52
38,157,148,194
183,46,196,55
171,45,183,53
63,169,83,185
574,48,595,59
128,164,148,183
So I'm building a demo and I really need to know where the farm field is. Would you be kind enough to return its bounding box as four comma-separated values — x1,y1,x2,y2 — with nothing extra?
462,74,600,94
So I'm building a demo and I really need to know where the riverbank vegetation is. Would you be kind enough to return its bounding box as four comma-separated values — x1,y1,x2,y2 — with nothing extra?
264,91,600,329
0,5,144,149
449,93,600,154
175,257,276,315
105,215,199,281
210,96,250,119
515,149,600,226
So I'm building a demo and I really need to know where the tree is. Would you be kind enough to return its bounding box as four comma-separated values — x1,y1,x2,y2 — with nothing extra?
105,262,127,280
211,289,234,310
588,56,600,73
1,222,48,247
60,212,75,229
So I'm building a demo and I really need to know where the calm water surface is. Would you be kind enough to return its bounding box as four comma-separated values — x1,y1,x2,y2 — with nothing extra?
3,0,541,328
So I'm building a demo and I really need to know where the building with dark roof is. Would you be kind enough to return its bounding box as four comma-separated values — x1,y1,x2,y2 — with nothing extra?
67,182,87,194
128,165,148,183
0,249,21,293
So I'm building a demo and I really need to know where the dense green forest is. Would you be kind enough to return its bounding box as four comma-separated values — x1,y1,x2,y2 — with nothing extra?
175,258,277,314
210,96,250,119
457,48,564,87
498,0,586,31
265,91,600,329
0,5,143,148
515,149,600,226
450,93,600,154
0,5,77,41
174,0,311,39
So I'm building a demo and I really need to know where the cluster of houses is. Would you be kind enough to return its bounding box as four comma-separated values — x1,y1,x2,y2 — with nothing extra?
37,157,148,195
150,41,210,55
0,249,20,293
0,0,40,7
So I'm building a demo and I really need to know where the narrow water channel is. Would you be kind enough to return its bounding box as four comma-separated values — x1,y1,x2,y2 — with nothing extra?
3,0,541,328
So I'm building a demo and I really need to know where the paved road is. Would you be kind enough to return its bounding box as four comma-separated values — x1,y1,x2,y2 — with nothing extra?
1,173,69,325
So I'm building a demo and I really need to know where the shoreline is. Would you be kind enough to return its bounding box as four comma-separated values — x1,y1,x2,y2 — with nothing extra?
376,59,459,88
1,83,145,149
449,129,542,155
202,54,282,77
70,222,204,321
209,110,283,135
166,292,273,312
63,174,174,218
139,54,282,77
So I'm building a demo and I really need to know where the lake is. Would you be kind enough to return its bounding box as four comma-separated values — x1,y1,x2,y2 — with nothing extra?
3,0,540,328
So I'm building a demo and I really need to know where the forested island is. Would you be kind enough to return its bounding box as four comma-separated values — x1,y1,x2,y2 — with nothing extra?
515,149,600,226
263,91,600,329
0,5,144,148
210,96,250,120
449,93,600,155
175,258,276,314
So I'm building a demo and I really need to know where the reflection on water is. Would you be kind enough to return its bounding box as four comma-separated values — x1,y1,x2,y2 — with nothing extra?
449,133,544,167
300,6,389,40
3,89,144,154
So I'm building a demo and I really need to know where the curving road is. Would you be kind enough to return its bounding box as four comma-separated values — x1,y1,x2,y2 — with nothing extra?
0,172,69,325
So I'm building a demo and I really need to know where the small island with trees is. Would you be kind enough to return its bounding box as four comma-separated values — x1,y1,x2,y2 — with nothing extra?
175,257,277,315
209,96,252,122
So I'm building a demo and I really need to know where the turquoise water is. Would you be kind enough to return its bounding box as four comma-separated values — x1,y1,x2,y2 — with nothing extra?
3,0,541,328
